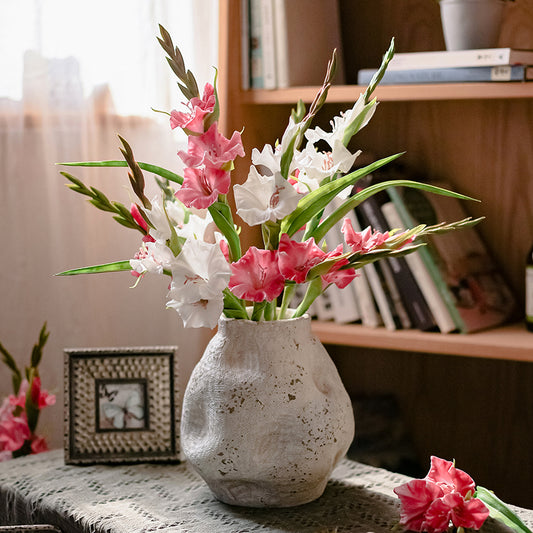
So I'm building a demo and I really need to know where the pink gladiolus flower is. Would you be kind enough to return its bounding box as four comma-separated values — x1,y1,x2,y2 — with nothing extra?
426,456,476,497
278,233,325,283
341,218,389,253
0,413,30,452
229,247,285,302
30,377,56,409
394,479,444,533
394,457,489,533
30,434,49,455
9,379,29,409
321,253,357,289
178,123,245,168
176,165,231,209
170,83,215,134
130,203,154,244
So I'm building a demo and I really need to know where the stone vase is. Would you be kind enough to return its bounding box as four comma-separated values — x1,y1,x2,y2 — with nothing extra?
180,313,355,507
439,0,506,50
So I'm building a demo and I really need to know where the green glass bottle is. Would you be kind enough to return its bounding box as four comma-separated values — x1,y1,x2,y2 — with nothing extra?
526,243,533,332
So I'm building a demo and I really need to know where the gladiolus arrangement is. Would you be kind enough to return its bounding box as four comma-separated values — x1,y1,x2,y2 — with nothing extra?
0,323,55,461
394,456,532,533
57,26,481,329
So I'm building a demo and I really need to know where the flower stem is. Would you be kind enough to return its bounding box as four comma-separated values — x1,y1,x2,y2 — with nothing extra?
293,278,322,318
279,283,297,319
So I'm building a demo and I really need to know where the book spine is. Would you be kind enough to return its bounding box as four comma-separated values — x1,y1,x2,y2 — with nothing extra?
240,0,250,90
381,199,458,334
337,207,381,327
249,0,264,88
351,209,397,331
323,205,361,324
260,0,277,89
272,0,288,88
357,187,437,331
358,65,529,85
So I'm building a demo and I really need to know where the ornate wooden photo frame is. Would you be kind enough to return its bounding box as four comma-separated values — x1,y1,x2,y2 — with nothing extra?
64,346,179,464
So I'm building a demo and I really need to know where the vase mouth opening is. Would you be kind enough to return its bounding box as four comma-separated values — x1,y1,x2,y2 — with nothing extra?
219,308,310,325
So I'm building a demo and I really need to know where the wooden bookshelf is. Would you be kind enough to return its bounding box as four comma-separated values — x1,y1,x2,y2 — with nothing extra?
218,0,533,506
242,82,533,104
311,321,532,362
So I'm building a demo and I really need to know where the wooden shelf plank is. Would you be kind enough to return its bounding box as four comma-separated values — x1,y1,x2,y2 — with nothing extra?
242,83,533,105
311,321,533,362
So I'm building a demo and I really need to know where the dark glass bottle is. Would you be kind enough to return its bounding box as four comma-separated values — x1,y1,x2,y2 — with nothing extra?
526,243,533,332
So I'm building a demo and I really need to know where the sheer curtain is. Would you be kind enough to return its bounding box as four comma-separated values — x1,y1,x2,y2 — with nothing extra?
0,0,218,450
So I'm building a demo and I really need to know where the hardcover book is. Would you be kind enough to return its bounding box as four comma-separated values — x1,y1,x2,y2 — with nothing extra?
357,65,533,85
381,194,459,334
390,182,516,333
356,179,438,332
387,47,533,71
272,0,345,88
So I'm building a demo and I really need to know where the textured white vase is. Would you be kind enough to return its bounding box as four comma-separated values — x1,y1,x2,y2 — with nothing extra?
180,313,355,507
439,0,505,50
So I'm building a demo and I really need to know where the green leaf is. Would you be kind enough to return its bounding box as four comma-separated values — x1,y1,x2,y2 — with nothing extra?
56,260,133,276
58,161,183,185
280,152,403,238
208,201,241,262
475,486,533,533
310,180,478,243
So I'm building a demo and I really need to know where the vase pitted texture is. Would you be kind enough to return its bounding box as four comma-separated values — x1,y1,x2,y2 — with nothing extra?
180,313,355,507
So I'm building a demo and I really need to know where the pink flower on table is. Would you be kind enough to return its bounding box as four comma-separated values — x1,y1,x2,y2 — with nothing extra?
424,491,490,533
229,247,285,302
394,456,489,533
170,83,215,134
278,233,325,283
176,165,231,209
30,377,56,409
426,455,476,497
341,218,389,253
394,479,444,533
178,123,245,169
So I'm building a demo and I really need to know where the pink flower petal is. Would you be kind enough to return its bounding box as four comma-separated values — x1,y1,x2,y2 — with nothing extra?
229,247,284,302
278,233,325,283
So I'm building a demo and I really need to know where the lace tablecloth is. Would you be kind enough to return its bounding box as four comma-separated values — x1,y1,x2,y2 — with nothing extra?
0,450,531,533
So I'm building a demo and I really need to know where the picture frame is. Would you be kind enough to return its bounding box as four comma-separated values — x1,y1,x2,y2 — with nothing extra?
64,346,180,465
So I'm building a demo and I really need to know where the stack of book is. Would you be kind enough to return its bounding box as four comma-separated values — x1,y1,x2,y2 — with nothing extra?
242,0,345,90
312,170,516,334
357,47,533,85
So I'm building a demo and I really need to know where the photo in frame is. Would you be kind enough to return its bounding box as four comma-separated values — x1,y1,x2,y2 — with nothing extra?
64,346,179,464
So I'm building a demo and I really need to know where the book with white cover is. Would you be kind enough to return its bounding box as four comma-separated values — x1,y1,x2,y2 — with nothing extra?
323,205,361,325
349,209,397,331
335,208,381,328
387,47,533,71
381,198,458,334
272,0,345,88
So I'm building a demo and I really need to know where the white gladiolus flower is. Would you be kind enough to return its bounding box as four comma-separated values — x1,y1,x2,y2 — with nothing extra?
234,166,302,226
146,197,173,243
166,239,231,328
130,241,176,275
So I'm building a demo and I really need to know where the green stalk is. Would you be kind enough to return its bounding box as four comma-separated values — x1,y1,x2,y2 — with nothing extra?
293,278,323,318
